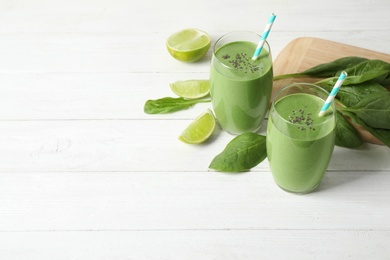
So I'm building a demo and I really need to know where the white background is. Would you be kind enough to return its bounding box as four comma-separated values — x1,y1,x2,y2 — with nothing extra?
0,0,390,259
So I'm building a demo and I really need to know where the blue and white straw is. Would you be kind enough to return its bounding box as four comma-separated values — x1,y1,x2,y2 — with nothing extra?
252,13,277,60
319,71,348,116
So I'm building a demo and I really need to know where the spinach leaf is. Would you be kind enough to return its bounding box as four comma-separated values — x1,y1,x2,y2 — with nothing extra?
341,92,390,129
334,111,362,148
320,82,388,107
342,111,390,147
336,83,387,107
381,75,390,86
342,60,390,85
144,97,210,114
209,132,267,172
273,56,368,80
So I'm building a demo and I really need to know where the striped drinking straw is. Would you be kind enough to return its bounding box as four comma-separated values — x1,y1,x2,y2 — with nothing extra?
319,71,348,116
252,13,277,60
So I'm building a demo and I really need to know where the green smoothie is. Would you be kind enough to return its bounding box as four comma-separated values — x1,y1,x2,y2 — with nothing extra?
210,40,273,134
266,92,336,193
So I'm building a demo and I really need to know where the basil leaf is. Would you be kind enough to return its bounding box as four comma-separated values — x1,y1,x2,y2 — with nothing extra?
209,132,267,172
341,92,390,129
335,111,362,148
342,111,390,147
273,56,368,80
144,97,210,114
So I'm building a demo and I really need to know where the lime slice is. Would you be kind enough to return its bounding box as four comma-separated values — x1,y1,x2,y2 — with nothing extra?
166,28,211,62
170,80,210,99
179,109,216,144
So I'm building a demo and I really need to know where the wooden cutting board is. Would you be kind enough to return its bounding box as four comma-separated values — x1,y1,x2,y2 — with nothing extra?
272,37,390,145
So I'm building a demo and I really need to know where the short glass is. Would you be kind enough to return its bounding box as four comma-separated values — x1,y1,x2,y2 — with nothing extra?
266,83,336,193
210,31,273,134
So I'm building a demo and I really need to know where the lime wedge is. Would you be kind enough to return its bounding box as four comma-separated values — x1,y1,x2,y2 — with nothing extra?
166,28,211,62
179,109,216,144
170,80,210,99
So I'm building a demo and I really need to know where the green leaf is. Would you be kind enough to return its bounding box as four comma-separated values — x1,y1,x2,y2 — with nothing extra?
304,56,369,77
320,82,388,107
342,60,390,85
209,132,267,172
273,56,368,80
144,97,210,114
341,92,390,129
334,111,362,148
342,111,390,147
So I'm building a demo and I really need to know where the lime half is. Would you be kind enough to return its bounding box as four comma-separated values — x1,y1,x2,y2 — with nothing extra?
166,28,211,62
170,80,210,99
179,109,216,144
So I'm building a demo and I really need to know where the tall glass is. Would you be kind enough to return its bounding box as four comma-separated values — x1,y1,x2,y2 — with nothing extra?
210,31,273,134
266,83,336,193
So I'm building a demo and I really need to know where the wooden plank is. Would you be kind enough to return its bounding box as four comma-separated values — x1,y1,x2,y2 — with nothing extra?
0,230,389,259
0,0,389,34
0,72,210,120
1,35,390,121
0,171,390,231
0,32,390,74
273,37,390,93
0,120,388,172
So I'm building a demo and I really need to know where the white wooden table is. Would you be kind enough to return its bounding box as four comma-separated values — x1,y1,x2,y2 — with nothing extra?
1,0,390,259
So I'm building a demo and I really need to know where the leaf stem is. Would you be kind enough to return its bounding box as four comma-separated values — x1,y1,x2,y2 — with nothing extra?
273,73,305,81
334,98,347,109
314,76,338,85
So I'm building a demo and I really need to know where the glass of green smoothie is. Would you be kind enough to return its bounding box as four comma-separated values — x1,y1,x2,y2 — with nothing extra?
210,31,273,134
267,83,336,194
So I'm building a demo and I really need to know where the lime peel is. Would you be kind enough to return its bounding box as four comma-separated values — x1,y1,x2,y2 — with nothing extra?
179,109,216,144
166,28,211,62
170,80,210,99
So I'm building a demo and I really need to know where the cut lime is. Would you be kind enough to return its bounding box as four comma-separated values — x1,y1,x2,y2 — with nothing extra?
170,80,210,99
179,109,216,144
166,28,211,62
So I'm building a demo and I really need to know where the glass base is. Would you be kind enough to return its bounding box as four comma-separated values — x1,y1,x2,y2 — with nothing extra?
276,183,320,194
219,122,263,136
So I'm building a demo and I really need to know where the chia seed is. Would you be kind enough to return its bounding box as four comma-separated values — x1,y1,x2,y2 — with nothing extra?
288,108,316,131
221,52,260,73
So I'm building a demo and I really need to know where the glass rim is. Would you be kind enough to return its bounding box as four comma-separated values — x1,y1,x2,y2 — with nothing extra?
212,31,271,72
271,83,336,128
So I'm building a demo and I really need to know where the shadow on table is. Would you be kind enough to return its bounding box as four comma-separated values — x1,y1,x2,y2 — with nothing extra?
314,143,389,193
315,172,366,193
199,123,224,147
